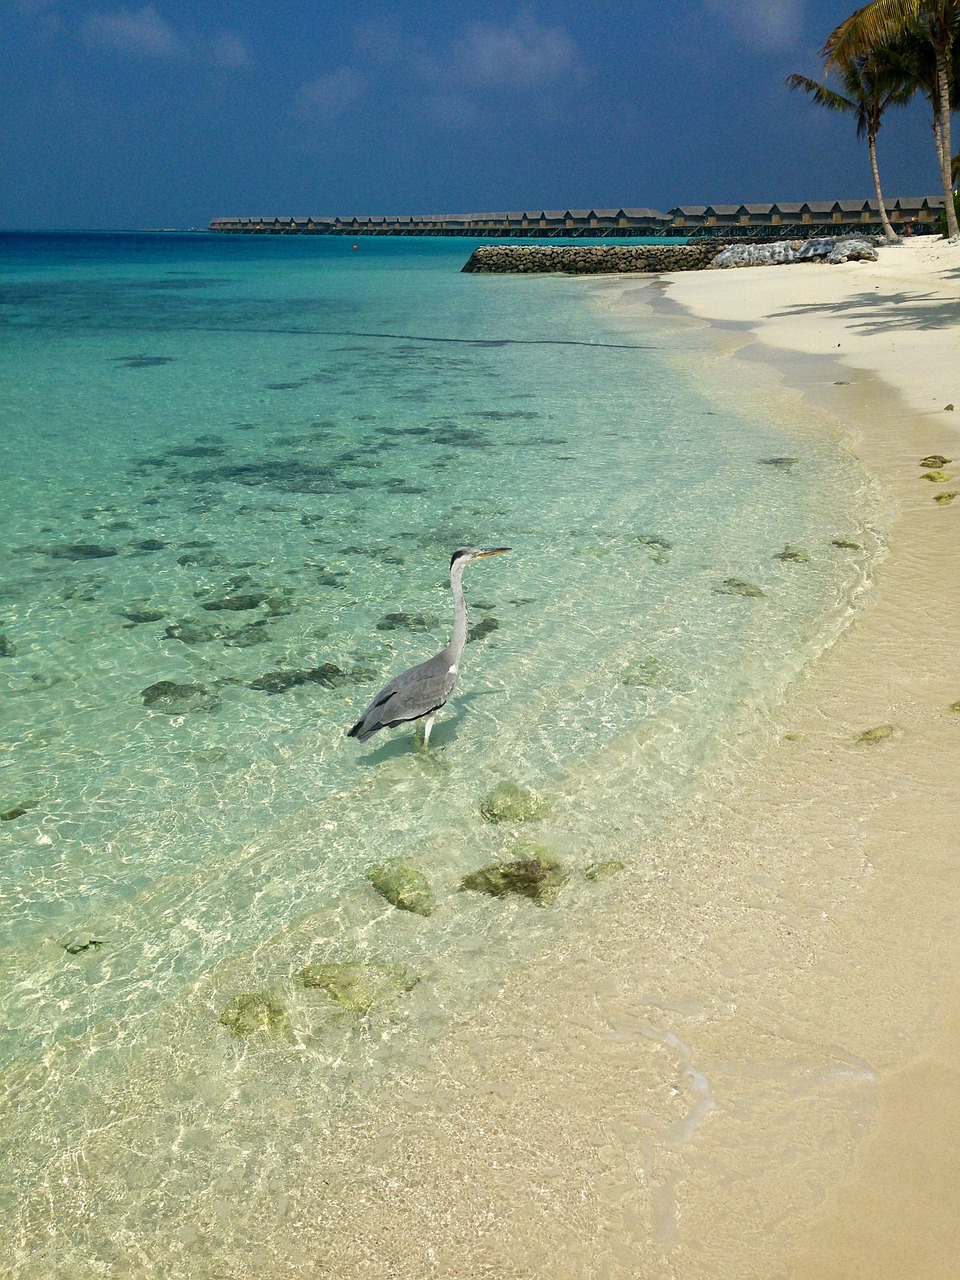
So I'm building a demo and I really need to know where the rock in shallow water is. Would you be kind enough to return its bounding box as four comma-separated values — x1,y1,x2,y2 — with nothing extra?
299,961,419,1012
1,799,39,822
479,782,551,824
774,544,811,564
467,616,499,643
164,618,226,644
0,633,15,657
122,607,165,624
716,578,766,598
248,663,353,694
920,455,952,469
584,859,626,881
855,724,894,744
459,849,567,905
620,656,662,687
47,543,118,560
140,680,218,712
758,457,799,471
375,611,437,632
366,860,436,916
200,592,269,612
218,992,290,1037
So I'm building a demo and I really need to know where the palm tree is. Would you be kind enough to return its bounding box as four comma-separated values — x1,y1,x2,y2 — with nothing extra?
824,1,960,240
787,55,911,240
875,24,960,191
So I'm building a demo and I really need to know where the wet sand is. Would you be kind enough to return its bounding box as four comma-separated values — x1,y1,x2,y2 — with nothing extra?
268,239,960,1279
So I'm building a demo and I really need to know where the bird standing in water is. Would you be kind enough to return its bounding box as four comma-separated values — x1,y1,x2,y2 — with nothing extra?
347,546,510,747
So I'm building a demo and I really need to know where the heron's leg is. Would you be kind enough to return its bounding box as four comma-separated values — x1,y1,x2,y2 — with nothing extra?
420,712,437,749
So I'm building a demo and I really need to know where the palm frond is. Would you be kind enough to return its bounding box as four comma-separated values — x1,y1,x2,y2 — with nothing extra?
785,73,856,112
824,1,930,66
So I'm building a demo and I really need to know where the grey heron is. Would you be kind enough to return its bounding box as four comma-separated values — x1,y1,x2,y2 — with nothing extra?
347,546,511,747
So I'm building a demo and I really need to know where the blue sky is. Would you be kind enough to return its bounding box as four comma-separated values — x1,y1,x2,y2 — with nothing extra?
0,0,945,229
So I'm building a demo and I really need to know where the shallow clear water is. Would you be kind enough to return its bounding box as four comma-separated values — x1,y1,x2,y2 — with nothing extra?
0,232,882,1275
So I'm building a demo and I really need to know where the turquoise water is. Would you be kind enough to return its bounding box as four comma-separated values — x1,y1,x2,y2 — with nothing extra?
0,232,880,1275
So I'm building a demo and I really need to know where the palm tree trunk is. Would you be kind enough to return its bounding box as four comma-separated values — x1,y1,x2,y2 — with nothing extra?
931,100,944,173
869,132,899,240
936,40,960,238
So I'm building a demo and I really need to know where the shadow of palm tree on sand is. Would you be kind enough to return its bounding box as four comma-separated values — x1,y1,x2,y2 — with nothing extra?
771,270,960,337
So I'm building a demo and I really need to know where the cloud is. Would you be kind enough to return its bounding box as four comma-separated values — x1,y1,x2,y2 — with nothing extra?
210,29,252,69
81,5,185,58
297,66,366,118
703,0,804,52
451,12,580,88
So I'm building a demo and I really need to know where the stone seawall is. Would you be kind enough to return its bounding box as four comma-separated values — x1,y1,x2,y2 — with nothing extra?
461,242,728,274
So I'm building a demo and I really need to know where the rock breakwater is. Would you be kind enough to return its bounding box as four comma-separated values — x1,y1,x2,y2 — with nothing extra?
461,235,883,275
711,236,880,268
461,242,727,274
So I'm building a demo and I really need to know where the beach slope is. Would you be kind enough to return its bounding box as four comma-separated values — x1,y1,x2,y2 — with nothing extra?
660,237,960,1277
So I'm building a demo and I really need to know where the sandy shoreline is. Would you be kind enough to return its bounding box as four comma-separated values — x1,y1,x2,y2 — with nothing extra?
658,237,960,1276
249,240,960,1279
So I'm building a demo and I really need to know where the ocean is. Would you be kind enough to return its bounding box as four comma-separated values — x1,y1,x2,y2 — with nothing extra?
0,231,884,1276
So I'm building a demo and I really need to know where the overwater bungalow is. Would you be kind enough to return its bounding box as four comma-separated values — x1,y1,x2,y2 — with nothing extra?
892,195,943,225
668,206,709,228
209,196,947,239
703,205,742,227
739,204,778,225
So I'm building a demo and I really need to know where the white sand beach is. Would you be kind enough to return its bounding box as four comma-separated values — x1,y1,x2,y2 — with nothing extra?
283,238,960,1279
665,235,960,419
658,236,960,1278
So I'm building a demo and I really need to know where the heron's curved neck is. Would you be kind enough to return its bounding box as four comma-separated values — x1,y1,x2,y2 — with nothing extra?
448,562,468,661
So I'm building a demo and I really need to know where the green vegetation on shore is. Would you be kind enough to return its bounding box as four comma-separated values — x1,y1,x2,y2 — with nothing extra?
789,1,960,240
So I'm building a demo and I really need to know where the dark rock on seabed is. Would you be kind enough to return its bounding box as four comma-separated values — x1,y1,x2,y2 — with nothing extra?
716,578,766,598
366,861,436,916
140,680,218,712
758,457,800,471
479,782,551,824
46,543,119,560
376,611,437,633
248,663,357,694
122,607,165,624
459,850,568,906
200,593,269,612
299,961,419,1012
1,799,40,822
467,617,499,643
218,992,290,1037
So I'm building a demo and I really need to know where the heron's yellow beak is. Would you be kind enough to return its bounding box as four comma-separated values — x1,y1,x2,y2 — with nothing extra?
475,546,511,558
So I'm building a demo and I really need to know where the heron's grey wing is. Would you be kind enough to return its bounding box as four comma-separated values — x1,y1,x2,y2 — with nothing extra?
347,652,457,742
